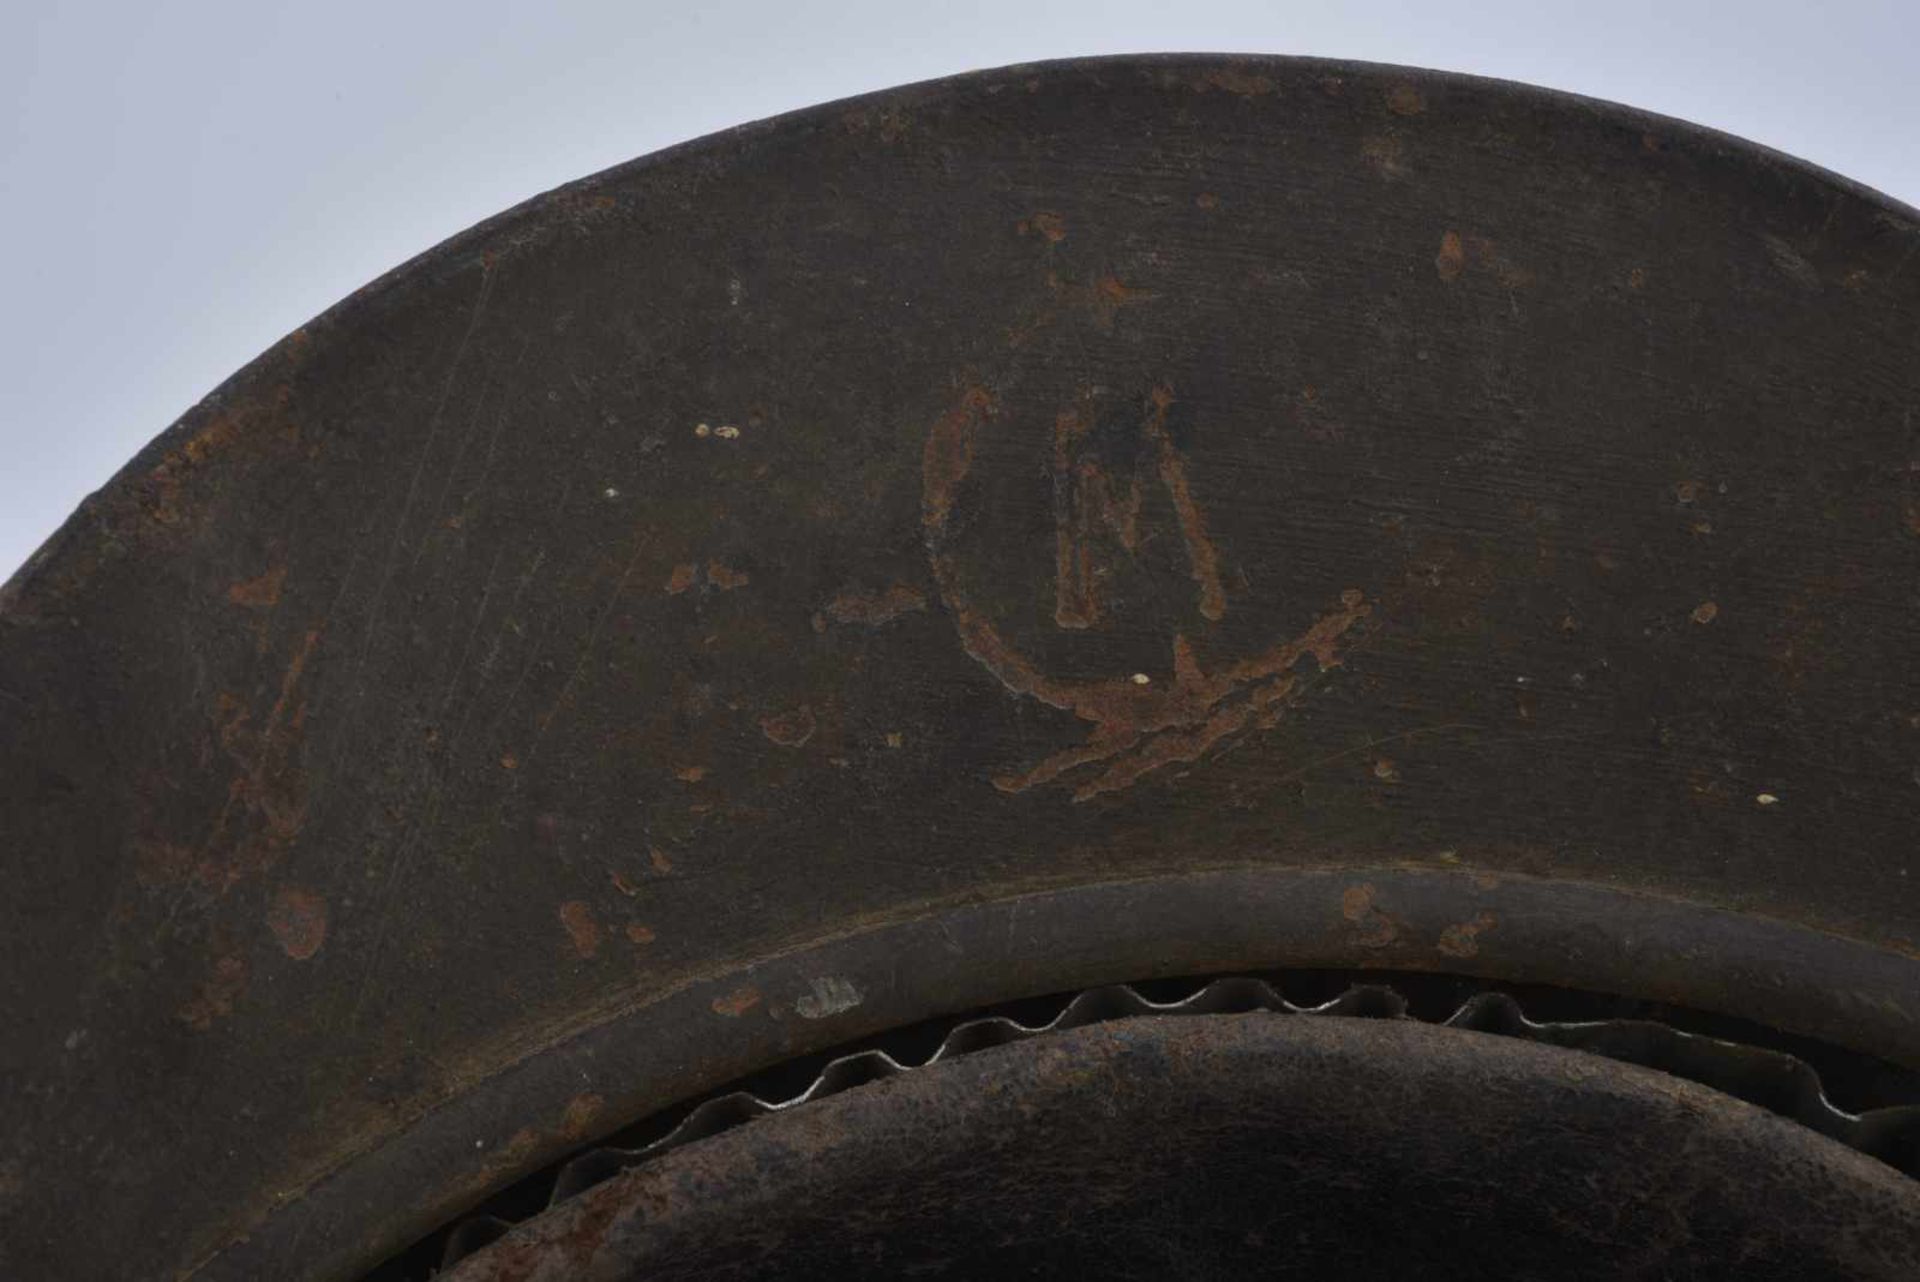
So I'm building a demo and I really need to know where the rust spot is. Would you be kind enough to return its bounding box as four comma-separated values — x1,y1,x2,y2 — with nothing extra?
760,705,817,748
558,900,601,959
1045,273,1157,334
1386,83,1426,115
1200,66,1277,97
1018,211,1067,243
665,563,698,594
1435,230,1531,287
560,1092,605,1142
1627,266,1648,290
649,846,674,874
625,922,657,946
178,955,248,1031
226,565,286,608
823,584,926,626
1438,911,1498,959
1372,758,1399,783
1691,601,1720,625
609,869,639,896
265,886,328,960
500,753,519,771
711,985,762,1017
1195,192,1219,210
1339,883,1399,949
674,765,707,783
706,561,749,591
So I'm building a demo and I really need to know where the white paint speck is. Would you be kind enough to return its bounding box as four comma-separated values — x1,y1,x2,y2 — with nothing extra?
603,487,619,499
1130,672,1151,685
727,277,744,306
694,422,712,438
715,424,741,440
795,976,863,1019
1756,793,1780,806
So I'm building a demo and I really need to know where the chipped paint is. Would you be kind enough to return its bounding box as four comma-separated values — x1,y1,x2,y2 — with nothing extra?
711,985,762,1017
794,975,864,1019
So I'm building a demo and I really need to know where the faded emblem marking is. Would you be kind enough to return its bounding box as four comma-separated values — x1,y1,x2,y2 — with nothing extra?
925,383,1372,802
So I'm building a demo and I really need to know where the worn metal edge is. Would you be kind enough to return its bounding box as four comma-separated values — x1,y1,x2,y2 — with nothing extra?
187,863,1920,1281
7,52,1918,611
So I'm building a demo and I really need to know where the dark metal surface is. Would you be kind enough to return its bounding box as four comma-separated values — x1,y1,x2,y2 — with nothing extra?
442,1015,1920,1280
2,53,1918,1280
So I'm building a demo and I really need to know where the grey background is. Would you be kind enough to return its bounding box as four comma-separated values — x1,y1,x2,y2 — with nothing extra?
3,0,1916,581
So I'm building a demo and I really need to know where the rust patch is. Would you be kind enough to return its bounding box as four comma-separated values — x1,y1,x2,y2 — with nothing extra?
265,886,328,960
1437,911,1498,958
178,955,248,1031
706,560,750,590
1043,272,1157,334
1386,83,1426,115
1372,758,1399,783
1691,601,1720,625
625,922,656,946
711,985,762,1017
226,565,286,608
1017,211,1067,243
760,705,817,748
649,846,674,874
674,765,707,783
1339,883,1400,949
558,901,601,959
1435,230,1531,287
665,563,698,594
823,584,926,626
